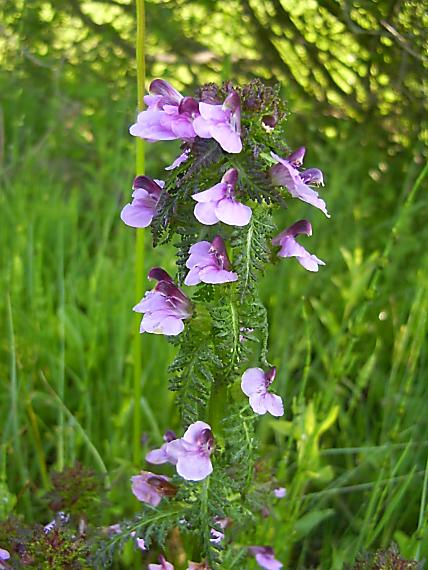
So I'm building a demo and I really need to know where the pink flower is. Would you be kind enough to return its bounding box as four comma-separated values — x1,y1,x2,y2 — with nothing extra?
120,176,164,228
241,367,284,417
270,149,330,218
210,517,229,545
146,430,178,465
274,487,286,498
272,219,325,272
133,268,192,336
193,91,242,153
149,555,174,570
185,235,238,285
130,79,199,142
192,168,252,227
249,547,283,570
166,421,214,481
0,549,10,561
136,537,147,551
131,471,176,507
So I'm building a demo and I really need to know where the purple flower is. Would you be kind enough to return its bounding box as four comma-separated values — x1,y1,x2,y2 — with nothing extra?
165,149,190,171
136,537,147,551
166,421,214,481
130,79,199,142
270,149,330,218
272,219,325,272
133,268,192,336
193,91,242,153
121,176,164,228
131,471,176,507
185,235,238,286
241,367,284,417
0,549,10,561
274,487,287,498
210,517,229,545
192,168,251,227
149,555,174,570
146,430,178,465
249,547,283,570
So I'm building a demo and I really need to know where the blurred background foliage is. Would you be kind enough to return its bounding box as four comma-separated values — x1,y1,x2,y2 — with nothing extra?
1,0,428,568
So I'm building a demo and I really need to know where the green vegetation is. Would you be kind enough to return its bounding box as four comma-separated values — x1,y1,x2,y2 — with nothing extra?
0,1,427,568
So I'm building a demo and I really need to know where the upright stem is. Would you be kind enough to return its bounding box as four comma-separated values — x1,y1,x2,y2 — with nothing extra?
133,0,145,466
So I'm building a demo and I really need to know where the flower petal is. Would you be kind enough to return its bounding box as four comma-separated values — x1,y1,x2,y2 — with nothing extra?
120,203,154,228
249,393,268,415
140,313,184,336
241,368,266,396
184,266,202,286
183,421,212,445
215,198,252,226
210,123,242,153
192,115,213,138
176,452,213,481
194,202,219,225
192,183,226,203
198,102,226,121
199,267,238,284
264,393,284,417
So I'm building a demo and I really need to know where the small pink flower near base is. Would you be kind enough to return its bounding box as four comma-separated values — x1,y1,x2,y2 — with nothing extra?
274,487,287,498
166,421,214,481
192,168,251,227
165,149,190,171
133,268,192,336
149,555,174,570
120,176,164,228
270,149,330,218
241,367,284,417
131,471,176,507
249,547,283,570
193,91,242,153
272,220,325,272
185,235,238,285
0,548,10,561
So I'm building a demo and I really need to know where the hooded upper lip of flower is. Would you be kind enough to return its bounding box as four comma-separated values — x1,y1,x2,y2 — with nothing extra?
133,268,192,336
130,79,199,142
120,176,164,228
131,471,175,507
270,149,330,218
272,219,325,272
184,235,238,286
191,168,252,227
165,421,215,481
241,367,284,417
192,90,242,154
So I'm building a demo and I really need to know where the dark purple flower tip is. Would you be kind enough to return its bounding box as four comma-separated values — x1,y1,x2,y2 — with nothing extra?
133,175,163,195
147,475,178,497
265,367,276,385
272,220,312,246
148,267,174,283
198,428,215,451
210,235,232,271
221,167,238,187
249,546,274,556
300,168,324,186
149,78,182,103
287,146,306,167
223,90,240,113
155,280,190,304
262,115,277,128
163,430,177,443
179,96,199,116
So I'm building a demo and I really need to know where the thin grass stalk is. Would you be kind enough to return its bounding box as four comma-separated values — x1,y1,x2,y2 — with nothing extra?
133,0,146,466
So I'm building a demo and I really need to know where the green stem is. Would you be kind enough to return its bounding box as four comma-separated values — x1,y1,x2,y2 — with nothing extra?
133,0,145,467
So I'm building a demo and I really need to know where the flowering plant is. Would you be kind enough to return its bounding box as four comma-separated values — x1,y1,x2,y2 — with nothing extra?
114,78,328,568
